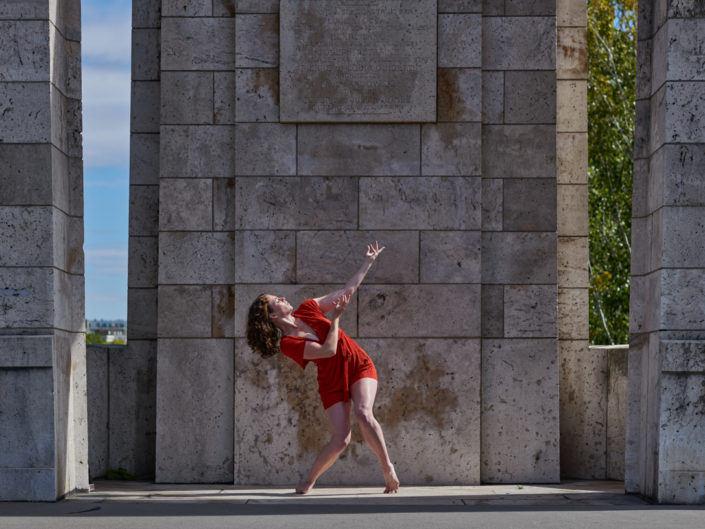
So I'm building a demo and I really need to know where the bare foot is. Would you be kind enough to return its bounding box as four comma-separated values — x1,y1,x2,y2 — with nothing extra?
295,479,315,494
383,466,400,494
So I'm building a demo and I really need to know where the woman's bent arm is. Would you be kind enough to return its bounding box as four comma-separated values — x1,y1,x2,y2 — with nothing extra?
303,294,349,360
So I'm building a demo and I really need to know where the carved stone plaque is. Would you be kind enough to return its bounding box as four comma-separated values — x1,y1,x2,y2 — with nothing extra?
280,0,437,123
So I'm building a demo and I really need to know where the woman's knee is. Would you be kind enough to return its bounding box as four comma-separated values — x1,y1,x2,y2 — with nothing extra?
331,431,351,452
354,405,375,428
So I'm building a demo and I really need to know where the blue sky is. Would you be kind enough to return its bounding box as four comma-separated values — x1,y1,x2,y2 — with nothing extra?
82,0,132,320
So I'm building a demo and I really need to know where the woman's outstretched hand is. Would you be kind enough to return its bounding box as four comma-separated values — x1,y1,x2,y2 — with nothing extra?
365,241,385,261
331,293,350,319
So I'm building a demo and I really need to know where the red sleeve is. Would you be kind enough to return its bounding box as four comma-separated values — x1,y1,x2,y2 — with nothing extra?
293,299,323,319
280,336,309,369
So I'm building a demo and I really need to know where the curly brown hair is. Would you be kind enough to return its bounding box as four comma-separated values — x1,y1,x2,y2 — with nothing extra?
246,294,281,358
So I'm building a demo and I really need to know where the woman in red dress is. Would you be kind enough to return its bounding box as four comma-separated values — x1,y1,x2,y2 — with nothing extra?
246,242,399,494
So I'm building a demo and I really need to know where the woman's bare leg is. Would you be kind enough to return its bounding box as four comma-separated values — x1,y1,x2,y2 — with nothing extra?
351,378,400,493
296,400,351,494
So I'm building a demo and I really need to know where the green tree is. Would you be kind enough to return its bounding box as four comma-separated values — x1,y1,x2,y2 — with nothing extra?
587,0,636,345
86,332,105,344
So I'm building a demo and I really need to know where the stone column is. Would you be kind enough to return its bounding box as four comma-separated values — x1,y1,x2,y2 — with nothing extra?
0,0,88,500
627,0,705,504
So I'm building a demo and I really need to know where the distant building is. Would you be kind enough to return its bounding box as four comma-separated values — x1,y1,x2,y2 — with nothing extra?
86,319,127,343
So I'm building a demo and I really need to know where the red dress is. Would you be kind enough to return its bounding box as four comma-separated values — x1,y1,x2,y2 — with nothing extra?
280,299,377,409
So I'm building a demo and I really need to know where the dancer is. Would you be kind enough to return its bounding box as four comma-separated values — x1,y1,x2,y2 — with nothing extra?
246,241,399,494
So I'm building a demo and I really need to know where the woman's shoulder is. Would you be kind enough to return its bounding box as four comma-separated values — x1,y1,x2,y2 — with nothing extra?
293,298,322,316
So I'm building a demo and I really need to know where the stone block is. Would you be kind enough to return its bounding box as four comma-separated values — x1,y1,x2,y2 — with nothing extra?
159,179,213,231
52,147,72,213
131,81,160,133
628,272,660,335
504,71,556,124
438,14,481,68
557,0,587,27
661,269,705,330
556,132,588,184
233,284,358,338
661,19,705,83
482,338,559,483
558,236,588,288
235,230,296,283
156,339,234,483
128,236,157,289
557,27,587,80
660,206,705,268
557,80,587,133
161,18,235,70
421,123,481,176
504,285,557,338
557,184,588,236
0,367,55,467
559,341,607,479
482,0,504,15
663,82,705,144
280,0,436,123
213,178,236,231
0,268,54,328
109,342,156,478
659,470,705,505
0,144,53,205
0,21,50,82
214,72,236,124
212,285,235,338
482,178,502,231
637,39,653,101
634,99,652,160
360,177,481,230
233,0,280,13
483,17,556,71
128,185,158,237
606,346,627,481
160,72,213,125
0,207,53,267
235,14,278,68
482,125,556,179
158,232,235,285
482,285,504,337
0,82,50,143
0,335,53,367
162,0,211,16
127,287,157,340
235,176,357,229
482,232,557,284
420,231,480,283
0,0,47,19
661,340,705,373
439,0,482,12
505,0,555,15
158,285,213,338
668,0,705,18
297,231,419,284
160,125,236,177
662,144,705,207
130,134,160,186
235,69,278,122
235,123,296,175
297,125,420,176
86,345,108,479
131,29,160,81
132,0,160,28
503,178,557,231
0,469,55,502
558,287,589,340
482,71,504,124
358,284,481,337
438,68,481,122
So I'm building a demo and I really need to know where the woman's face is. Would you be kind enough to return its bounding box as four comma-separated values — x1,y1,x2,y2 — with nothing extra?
266,295,292,321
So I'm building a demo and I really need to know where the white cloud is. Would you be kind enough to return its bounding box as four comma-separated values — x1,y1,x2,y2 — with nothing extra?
82,8,131,67
85,244,129,277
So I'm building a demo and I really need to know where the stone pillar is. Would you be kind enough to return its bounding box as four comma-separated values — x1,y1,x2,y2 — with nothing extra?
480,1,560,483
0,0,88,500
627,0,705,504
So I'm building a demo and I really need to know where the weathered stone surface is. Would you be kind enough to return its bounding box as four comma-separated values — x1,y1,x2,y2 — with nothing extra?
109,342,156,478
656,19,705,86
482,232,557,284
0,335,53,367
129,185,158,237
504,285,557,338
482,338,559,483
559,341,607,479
162,0,211,16
235,69,278,122
158,232,235,285
505,0,555,15
420,231,480,283
558,236,589,288
235,124,296,175
482,178,502,231
504,71,556,124
0,144,53,205
131,29,160,81
659,470,705,505
235,177,357,230
503,179,557,231
360,177,481,229
156,339,234,483
213,178,236,231
128,236,158,288
557,184,588,236
160,126,235,177
558,287,589,340
161,18,235,70
438,14,481,68
358,284,481,337
86,345,108,479
482,71,504,124
235,14,278,68
159,179,212,231
0,207,53,267
637,39,653,101
658,82,705,144
0,21,49,82
0,469,55,502
158,286,212,338
0,268,54,328
483,17,556,70
127,287,157,340
661,206,705,267
557,0,587,27
482,125,556,179
482,285,504,338
556,132,588,184
281,0,436,122
132,0,160,28
212,285,236,338
130,134,160,186
607,346,628,481
557,80,587,133
0,0,47,19
0,82,50,143
298,125,420,176
661,144,705,206
233,0,279,13
482,0,504,16
421,123,481,176
214,72,236,124
438,0,482,12
661,339,705,373
438,68,481,122
634,99,652,160
661,269,705,330
558,27,587,80
235,231,296,283
131,82,160,133
160,72,213,125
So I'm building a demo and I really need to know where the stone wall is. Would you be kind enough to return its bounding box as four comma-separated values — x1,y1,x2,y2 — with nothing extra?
0,0,88,500
627,0,705,504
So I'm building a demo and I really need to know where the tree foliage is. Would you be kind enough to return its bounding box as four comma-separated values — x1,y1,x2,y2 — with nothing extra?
587,0,636,344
